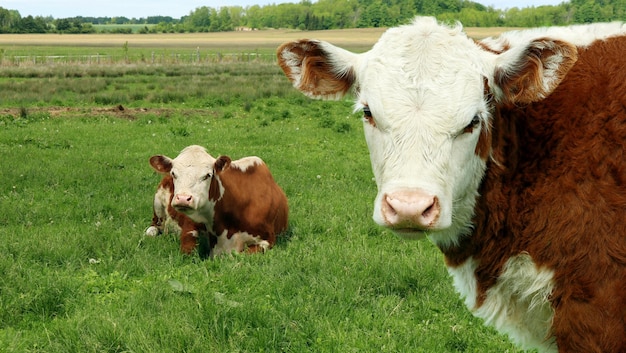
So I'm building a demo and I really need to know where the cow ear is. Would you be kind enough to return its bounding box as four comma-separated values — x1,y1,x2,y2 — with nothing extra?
277,39,358,100
492,39,578,104
214,156,232,172
149,155,172,173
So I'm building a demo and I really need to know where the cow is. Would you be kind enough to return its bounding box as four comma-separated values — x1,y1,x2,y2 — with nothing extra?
145,174,205,254
277,17,626,353
149,145,289,258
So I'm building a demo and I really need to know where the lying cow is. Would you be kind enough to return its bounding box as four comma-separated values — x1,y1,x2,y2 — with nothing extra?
149,145,288,258
278,16,626,353
145,174,205,254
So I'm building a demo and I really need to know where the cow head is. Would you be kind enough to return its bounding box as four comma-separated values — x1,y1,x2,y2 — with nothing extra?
277,17,577,246
149,145,218,225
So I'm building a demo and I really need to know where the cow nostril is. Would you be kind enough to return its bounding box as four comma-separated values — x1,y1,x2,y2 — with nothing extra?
423,204,434,217
422,197,439,219
173,194,193,207
179,194,191,201
381,191,440,229
421,196,440,226
381,195,399,223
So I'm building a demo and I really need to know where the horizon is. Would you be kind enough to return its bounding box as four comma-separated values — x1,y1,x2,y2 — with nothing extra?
5,0,566,19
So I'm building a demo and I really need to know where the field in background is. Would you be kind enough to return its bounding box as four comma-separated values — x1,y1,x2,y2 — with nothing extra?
0,28,525,352
0,26,508,65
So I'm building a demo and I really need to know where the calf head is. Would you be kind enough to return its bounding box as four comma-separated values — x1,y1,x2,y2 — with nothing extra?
277,16,577,246
149,145,217,226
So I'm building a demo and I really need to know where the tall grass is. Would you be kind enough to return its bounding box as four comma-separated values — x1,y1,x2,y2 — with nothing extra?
0,62,290,108
0,58,523,352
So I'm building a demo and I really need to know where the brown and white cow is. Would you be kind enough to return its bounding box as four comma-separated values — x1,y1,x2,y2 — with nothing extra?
149,145,289,258
277,17,626,352
145,174,205,254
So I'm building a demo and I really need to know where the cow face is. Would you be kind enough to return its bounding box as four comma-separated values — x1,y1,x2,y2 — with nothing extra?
149,145,217,225
278,17,577,246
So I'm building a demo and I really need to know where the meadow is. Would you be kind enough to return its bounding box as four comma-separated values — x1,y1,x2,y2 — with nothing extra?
0,29,525,352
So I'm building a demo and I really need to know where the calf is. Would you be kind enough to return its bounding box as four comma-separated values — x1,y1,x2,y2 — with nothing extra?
278,16,626,353
149,145,288,258
145,174,205,254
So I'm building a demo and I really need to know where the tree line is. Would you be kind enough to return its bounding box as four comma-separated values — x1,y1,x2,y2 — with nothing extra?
1,0,625,34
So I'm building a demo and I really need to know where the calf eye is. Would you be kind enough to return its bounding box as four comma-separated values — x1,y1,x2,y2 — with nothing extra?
362,106,376,127
463,115,481,134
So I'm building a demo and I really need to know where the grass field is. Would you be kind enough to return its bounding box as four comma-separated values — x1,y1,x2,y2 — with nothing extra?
0,28,525,352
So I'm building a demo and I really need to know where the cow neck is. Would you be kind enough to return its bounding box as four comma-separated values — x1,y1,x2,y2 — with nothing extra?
439,106,527,302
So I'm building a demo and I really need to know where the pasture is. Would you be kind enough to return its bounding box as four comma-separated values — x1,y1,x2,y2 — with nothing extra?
0,28,523,352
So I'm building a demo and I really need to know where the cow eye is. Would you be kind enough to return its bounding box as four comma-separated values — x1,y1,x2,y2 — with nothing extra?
202,173,212,181
363,106,372,117
362,106,376,127
170,171,177,179
463,115,481,134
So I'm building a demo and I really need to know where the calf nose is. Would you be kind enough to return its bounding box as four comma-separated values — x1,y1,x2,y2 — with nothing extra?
381,190,440,229
172,194,193,209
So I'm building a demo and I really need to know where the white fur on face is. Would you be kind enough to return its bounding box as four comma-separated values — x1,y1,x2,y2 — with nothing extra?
169,145,217,225
280,19,626,247
356,18,492,245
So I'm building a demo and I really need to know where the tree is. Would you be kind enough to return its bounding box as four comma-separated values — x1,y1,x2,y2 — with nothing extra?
228,6,244,28
17,15,48,33
575,1,602,22
186,6,211,31
0,7,21,33
244,5,263,29
217,7,233,31
4,0,626,34
358,1,388,27
55,18,71,32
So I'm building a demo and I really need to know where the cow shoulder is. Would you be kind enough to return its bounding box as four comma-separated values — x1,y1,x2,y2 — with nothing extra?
231,156,265,173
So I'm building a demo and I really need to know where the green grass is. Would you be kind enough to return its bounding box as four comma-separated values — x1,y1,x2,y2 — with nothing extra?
0,59,522,352
0,63,289,108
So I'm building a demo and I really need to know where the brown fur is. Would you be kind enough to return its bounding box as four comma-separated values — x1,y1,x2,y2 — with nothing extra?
148,175,205,254
209,156,289,254
495,39,578,104
445,35,626,352
277,40,355,98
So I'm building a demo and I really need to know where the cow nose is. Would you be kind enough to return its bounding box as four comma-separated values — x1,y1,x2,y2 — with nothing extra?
172,194,193,208
381,190,440,229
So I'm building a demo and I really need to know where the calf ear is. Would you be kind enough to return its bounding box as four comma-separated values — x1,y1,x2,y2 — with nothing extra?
214,156,232,172
149,155,172,173
277,39,357,100
492,39,578,104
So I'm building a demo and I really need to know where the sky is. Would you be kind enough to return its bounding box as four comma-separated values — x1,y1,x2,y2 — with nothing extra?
4,0,566,19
